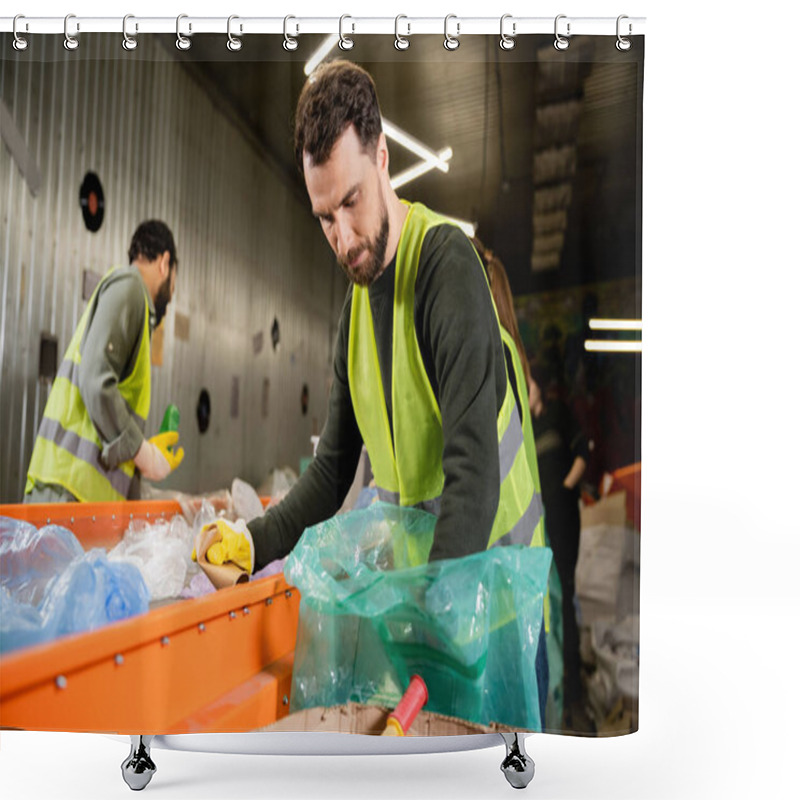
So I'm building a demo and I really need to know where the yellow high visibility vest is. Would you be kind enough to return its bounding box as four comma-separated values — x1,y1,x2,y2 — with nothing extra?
26,268,151,502
347,201,545,553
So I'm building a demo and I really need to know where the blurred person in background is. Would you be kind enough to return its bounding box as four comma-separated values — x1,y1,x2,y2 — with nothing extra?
25,221,184,504
528,360,590,725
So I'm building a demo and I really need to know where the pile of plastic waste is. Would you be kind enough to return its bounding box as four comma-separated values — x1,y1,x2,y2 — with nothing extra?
1,478,289,652
0,517,149,655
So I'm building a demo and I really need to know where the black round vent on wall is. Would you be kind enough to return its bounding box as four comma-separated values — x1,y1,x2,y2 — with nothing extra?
79,172,105,233
197,389,211,434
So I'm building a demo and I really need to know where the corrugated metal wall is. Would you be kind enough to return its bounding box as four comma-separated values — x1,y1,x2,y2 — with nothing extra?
0,36,345,502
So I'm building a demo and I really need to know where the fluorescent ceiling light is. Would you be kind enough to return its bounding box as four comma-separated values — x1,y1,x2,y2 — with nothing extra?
304,34,338,76
584,340,642,353
382,120,451,173
589,318,643,331
391,149,452,190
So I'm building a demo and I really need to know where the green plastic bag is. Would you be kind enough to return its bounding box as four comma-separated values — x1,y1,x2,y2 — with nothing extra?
284,503,552,731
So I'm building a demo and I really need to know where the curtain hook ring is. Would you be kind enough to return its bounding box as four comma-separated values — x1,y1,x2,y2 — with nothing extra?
339,15,354,50
12,15,29,51
444,14,460,51
616,15,632,51
176,14,192,51
227,15,242,51
554,14,570,51
394,15,410,50
122,14,138,51
499,14,516,51
63,14,79,51
283,15,299,51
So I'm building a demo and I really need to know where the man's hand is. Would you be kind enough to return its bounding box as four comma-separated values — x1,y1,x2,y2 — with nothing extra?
133,431,184,481
192,519,254,575
133,439,170,481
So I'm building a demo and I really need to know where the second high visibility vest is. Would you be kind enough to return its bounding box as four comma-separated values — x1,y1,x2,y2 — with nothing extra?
347,201,545,553
26,268,152,502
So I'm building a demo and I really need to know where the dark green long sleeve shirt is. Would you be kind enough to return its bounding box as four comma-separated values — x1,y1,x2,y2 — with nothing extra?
248,224,507,567
78,266,156,471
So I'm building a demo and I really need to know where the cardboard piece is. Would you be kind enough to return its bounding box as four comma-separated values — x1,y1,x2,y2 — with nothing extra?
197,557,249,590
579,490,627,529
262,703,520,736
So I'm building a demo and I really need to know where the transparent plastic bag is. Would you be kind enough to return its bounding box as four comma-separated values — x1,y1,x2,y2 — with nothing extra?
0,517,84,606
231,478,263,522
108,514,197,601
284,503,552,731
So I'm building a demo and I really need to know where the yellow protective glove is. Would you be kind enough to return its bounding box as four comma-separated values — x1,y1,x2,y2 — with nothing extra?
149,431,184,470
191,518,254,575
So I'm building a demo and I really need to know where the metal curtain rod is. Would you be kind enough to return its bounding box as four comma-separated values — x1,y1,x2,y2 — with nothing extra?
1,15,646,37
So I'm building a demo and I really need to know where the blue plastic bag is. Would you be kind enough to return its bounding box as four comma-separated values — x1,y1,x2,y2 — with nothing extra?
0,517,150,655
285,503,552,731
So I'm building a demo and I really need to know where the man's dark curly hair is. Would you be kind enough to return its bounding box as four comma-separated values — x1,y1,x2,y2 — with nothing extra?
128,220,178,270
294,61,383,173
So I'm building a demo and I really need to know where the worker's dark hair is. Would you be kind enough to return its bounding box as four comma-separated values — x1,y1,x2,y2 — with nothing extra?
294,61,383,173
473,236,533,391
128,220,178,271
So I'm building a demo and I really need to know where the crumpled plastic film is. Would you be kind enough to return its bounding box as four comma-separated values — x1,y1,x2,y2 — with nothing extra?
284,503,552,731
108,513,199,601
0,517,84,606
232,478,263,522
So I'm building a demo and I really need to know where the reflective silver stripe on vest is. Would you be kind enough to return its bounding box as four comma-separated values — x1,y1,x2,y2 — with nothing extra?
498,407,524,484
376,486,442,516
492,491,545,548
57,358,146,431
37,416,133,498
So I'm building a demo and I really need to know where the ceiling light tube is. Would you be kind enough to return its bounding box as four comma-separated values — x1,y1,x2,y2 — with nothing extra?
584,340,642,353
391,149,452,190
304,34,338,75
589,318,643,331
383,119,452,172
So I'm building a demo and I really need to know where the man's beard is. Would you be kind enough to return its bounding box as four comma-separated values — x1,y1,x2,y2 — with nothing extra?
338,207,390,287
154,275,172,327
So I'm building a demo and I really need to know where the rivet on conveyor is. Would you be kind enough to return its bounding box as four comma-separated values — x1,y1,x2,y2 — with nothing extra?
92,515,96,522
70,516,75,524
243,607,250,615
115,653,124,665
46,518,51,524
266,598,273,606
112,514,116,521
285,590,293,599
229,611,237,620
198,623,206,633
130,513,134,520
282,695,289,705
55,675,67,689
161,636,170,646
146,512,150,518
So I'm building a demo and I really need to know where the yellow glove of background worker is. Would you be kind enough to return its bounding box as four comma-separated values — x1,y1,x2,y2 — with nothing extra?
132,431,184,482
149,431,184,470
192,518,254,575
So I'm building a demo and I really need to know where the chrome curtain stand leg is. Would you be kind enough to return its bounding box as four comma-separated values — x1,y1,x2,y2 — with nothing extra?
500,732,535,789
121,735,156,791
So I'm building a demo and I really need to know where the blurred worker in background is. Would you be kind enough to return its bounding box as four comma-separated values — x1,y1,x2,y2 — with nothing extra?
194,61,549,712
25,220,184,504
528,361,590,725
